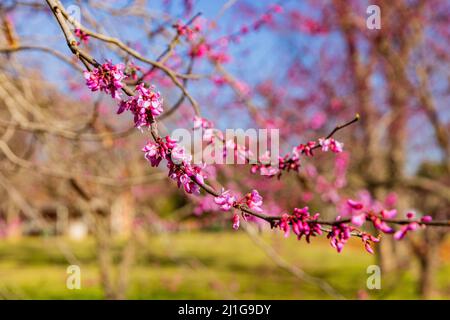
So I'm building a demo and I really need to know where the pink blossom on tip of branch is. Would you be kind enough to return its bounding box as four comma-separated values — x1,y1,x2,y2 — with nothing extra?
295,141,316,156
318,138,344,153
406,212,415,219
394,222,419,240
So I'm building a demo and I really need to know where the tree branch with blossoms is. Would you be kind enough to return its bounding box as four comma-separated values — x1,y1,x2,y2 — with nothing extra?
44,0,450,256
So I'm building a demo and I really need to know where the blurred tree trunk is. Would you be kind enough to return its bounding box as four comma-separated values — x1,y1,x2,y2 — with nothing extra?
418,243,438,299
411,230,440,299
94,209,116,299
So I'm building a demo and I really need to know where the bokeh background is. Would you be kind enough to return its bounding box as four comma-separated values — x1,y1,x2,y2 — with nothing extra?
0,0,448,299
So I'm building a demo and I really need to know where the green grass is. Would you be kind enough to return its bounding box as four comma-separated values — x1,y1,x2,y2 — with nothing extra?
0,231,448,299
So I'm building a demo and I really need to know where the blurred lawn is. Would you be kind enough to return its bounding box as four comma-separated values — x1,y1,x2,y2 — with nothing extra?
0,231,448,299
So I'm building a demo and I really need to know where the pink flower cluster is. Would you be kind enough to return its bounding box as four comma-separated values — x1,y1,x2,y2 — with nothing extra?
174,21,201,41
278,207,322,242
167,160,204,194
273,197,435,254
318,138,344,153
193,116,213,130
118,83,163,128
295,141,316,157
327,220,351,253
394,213,432,240
74,28,90,44
214,189,263,213
84,61,126,100
244,190,264,212
341,199,433,250
361,232,380,254
142,136,205,194
251,138,344,178
142,136,176,167
214,189,264,230
251,147,302,178
214,189,236,211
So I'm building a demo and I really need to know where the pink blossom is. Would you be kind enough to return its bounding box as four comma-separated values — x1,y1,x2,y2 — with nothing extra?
118,83,163,128
295,141,316,156
292,207,322,242
347,199,364,210
171,145,192,164
193,116,213,129
212,75,226,86
276,208,322,242
232,214,240,230
370,215,394,234
384,192,398,208
174,21,200,41
74,28,90,44
361,233,379,254
394,222,419,240
327,221,351,253
142,141,162,167
270,4,283,13
142,136,176,167
209,51,231,64
406,212,415,219
318,138,344,153
136,83,163,116
167,162,202,195
214,189,236,211
84,61,126,100
245,190,263,212
351,213,366,227
279,214,290,237
190,43,210,57
203,129,216,143
381,209,397,219
309,112,326,130
421,215,433,223
126,61,141,80
260,166,279,176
